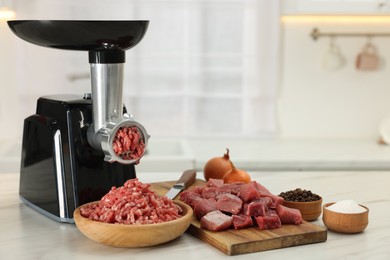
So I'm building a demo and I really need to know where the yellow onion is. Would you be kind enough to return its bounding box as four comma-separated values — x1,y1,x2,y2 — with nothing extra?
203,148,232,181
223,161,251,184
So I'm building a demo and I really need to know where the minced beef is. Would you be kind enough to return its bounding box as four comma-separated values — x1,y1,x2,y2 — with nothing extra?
112,126,145,162
79,178,182,224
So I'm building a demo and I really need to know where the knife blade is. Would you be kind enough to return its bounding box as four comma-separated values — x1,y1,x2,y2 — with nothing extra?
165,169,197,199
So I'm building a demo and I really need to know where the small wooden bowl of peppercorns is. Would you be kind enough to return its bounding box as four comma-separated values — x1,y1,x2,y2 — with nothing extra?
279,188,322,221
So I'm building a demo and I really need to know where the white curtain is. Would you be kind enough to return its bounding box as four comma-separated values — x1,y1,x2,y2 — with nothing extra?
9,0,281,139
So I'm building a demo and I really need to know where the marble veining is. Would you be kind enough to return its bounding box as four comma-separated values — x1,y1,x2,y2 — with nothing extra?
0,171,390,259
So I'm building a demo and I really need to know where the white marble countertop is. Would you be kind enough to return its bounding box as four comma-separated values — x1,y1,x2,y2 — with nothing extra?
1,170,390,259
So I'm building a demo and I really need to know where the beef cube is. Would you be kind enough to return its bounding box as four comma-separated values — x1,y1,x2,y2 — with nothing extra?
216,193,243,215
206,178,224,187
276,204,303,225
179,191,202,208
257,197,273,209
192,186,206,195
201,187,217,199
243,201,266,217
255,182,284,208
255,213,281,230
190,196,203,208
232,213,254,229
216,183,244,195
266,195,284,209
243,197,273,216
201,210,233,231
267,209,278,216
194,198,217,220
255,181,272,195
238,182,260,202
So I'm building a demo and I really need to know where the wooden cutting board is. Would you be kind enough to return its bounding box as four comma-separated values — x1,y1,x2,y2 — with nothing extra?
151,179,327,256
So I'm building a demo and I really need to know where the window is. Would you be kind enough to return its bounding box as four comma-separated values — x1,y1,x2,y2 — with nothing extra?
12,0,281,139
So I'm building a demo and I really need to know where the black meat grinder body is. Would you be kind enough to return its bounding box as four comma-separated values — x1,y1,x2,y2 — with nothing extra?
20,95,136,222
8,20,150,223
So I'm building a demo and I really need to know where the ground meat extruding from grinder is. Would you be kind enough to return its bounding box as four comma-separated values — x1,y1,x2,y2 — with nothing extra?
79,178,182,225
112,126,145,162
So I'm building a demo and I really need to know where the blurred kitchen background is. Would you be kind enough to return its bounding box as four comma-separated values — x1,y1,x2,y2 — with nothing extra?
3,0,390,173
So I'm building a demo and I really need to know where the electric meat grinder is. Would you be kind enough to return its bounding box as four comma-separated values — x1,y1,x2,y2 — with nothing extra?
8,20,150,223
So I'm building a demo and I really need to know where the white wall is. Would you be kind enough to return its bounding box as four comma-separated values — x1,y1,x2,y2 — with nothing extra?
279,17,390,140
0,20,19,140
5,4,390,142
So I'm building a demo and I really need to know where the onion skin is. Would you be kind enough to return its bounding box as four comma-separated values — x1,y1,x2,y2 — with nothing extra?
203,148,232,181
223,161,251,184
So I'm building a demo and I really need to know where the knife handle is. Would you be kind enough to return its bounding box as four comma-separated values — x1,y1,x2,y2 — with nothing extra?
175,169,197,188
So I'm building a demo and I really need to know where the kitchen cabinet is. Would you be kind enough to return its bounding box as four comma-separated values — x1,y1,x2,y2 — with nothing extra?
283,0,390,14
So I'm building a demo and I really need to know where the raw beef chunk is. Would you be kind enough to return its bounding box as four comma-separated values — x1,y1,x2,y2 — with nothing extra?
216,193,243,215
255,182,284,208
255,182,273,195
266,209,278,217
276,204,303,225
238,182,260,202
243,201,265,217
216,183,243,195
194,198,217,220
192,186,206,195
180,179,301,232
242,197,273,217
179,191,202,208
232,213,254,229
201,187,218,199
255,212,281,230
257,197,273,208
206,178,224,187
201,210,233,231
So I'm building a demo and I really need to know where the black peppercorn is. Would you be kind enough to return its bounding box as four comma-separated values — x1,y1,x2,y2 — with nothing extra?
279,188,321,202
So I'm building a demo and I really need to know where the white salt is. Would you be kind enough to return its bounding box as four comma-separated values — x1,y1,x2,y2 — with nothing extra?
327,200,367,214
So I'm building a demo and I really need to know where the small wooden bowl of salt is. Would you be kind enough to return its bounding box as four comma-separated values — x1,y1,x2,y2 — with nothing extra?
322,200,369,234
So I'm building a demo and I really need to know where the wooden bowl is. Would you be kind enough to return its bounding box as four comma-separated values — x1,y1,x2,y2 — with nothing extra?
283,197,322,221
322,202,369,234
74,200,193,247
